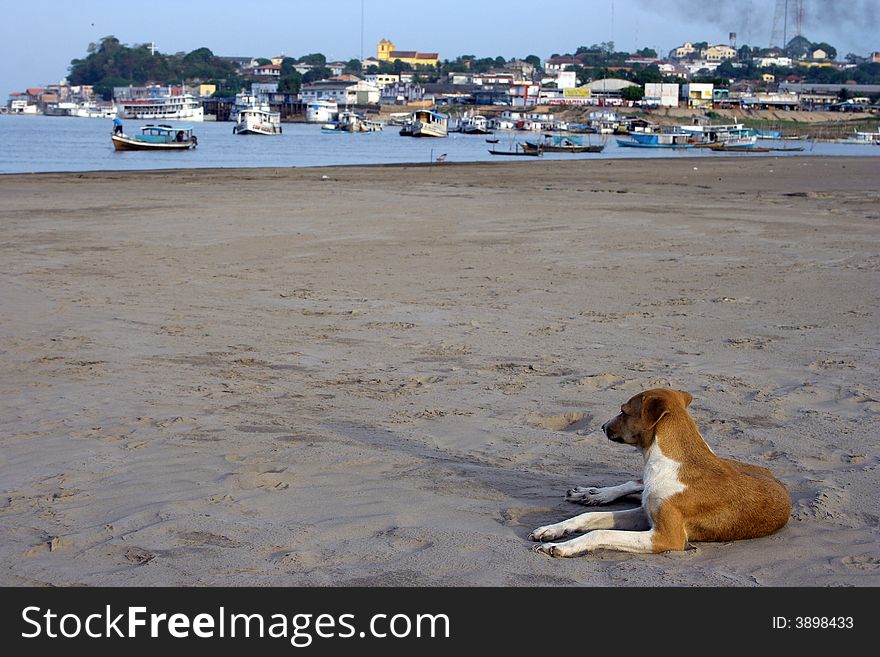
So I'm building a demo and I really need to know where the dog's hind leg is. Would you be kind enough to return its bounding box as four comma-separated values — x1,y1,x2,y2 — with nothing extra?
565,479,643,505
529,507,648,542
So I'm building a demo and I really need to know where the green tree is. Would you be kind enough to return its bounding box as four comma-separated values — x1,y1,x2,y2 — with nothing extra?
784,35,811,58
279,70,302,93
621,85,644,102
255,58,272,66
524,54,542,68
298,53,327,67
810,42,837,60
302,67,332,84
636,47,657,58
634,64,662,84
345,58,362,73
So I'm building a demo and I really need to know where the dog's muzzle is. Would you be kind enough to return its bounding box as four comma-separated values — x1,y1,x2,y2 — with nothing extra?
602,421,624,443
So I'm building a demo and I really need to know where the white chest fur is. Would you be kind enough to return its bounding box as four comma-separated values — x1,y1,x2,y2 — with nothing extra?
641,442,687,520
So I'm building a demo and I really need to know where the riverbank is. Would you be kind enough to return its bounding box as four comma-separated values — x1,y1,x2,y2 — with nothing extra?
1,157,878,585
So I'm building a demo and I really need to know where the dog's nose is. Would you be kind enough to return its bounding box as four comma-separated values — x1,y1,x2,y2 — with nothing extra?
601,421,608,435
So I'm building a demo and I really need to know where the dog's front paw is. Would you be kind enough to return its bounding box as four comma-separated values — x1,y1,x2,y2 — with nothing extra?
534,542,565,557
566,487,609,505
529,525,564,542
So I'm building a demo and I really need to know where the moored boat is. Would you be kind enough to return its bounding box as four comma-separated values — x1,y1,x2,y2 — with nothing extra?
524,133,604,153
488,143,542,156
116,88,204,122
232,93,282,135
111,124,198,150
324,111,383,133
401,110,448,138
617,131,693,148
458,114,492,135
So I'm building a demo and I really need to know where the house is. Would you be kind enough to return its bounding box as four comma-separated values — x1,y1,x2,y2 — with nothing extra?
300,75,380,105
362,57,382,70
670,42,697,59
872,52,880,64
757,56,793,68
762,73,776,83
252,64,281,78
811,48,828,60
543,56,581,73
643,82,680,107
364,73,400,87
554,71,577,89
376,39,438,68
327,62,347,76
701,44,736,61
683,82,714,108
658,62,689,79
506,82,540,107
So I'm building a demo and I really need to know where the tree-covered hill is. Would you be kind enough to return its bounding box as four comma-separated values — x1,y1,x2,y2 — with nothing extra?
68,36,245,99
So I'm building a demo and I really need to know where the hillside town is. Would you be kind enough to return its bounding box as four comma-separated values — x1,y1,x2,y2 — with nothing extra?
6,35,880,122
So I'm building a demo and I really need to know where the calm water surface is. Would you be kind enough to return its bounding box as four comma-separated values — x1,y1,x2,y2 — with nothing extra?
1,114,877,174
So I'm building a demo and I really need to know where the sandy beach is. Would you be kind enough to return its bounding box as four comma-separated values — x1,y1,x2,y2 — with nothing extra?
0,156,878,586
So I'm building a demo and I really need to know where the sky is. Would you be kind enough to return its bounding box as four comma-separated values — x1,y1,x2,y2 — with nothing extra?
2,0,877,93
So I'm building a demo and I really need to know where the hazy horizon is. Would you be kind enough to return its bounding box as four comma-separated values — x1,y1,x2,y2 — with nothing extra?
3,0,877,93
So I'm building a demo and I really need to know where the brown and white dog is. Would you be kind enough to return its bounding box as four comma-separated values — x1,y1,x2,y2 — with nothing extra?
530,388,791,557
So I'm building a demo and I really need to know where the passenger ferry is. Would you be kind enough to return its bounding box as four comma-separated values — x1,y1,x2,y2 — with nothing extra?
116,89,204,122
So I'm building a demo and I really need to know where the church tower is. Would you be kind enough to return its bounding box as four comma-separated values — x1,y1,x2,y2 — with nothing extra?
377,38,395,61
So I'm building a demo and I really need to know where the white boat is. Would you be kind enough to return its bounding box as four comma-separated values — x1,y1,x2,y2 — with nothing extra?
232,92,281,135
71,102,117,119
305,100,338,123
680,123,757,146
846,130,880,144
458,114,492,134
322,110,382,133
116,89,204,122
403,109,448,138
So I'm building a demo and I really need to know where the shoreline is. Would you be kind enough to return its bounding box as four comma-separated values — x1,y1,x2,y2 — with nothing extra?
1,152,878,179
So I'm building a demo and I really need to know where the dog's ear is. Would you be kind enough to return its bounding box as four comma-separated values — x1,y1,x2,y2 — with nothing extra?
641,393,670,430
677,390,694,408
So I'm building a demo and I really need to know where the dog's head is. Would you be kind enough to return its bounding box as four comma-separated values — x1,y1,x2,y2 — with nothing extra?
601,388,693,450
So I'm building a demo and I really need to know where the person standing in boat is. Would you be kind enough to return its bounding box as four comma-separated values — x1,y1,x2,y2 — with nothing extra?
112,117,123,135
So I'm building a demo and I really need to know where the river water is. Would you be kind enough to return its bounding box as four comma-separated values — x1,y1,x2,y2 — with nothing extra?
1,114,878,174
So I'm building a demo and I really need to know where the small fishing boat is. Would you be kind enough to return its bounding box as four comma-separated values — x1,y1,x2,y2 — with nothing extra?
111,124,198,150
617,131,693,149
708,142,770,152
524,133,604,153
488,143,542,156
486,138,500,144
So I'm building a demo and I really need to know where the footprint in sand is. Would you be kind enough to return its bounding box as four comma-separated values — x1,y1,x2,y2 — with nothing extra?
225,467,293,491
568,373,624,390
527,412,592,432
840,555,880,571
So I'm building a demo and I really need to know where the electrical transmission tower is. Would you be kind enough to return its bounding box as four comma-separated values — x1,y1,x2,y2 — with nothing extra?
770,0,804,49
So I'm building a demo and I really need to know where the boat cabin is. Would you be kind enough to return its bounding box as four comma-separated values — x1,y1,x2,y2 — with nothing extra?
138,124,195,144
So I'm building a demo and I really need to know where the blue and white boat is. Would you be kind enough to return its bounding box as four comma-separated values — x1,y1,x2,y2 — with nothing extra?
617,131,693,149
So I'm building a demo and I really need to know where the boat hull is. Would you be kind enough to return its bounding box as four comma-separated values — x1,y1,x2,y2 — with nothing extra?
111,134,196,151
616,139,693,149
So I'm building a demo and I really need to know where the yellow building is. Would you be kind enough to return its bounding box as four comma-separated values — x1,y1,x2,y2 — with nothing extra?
377,39,439,68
